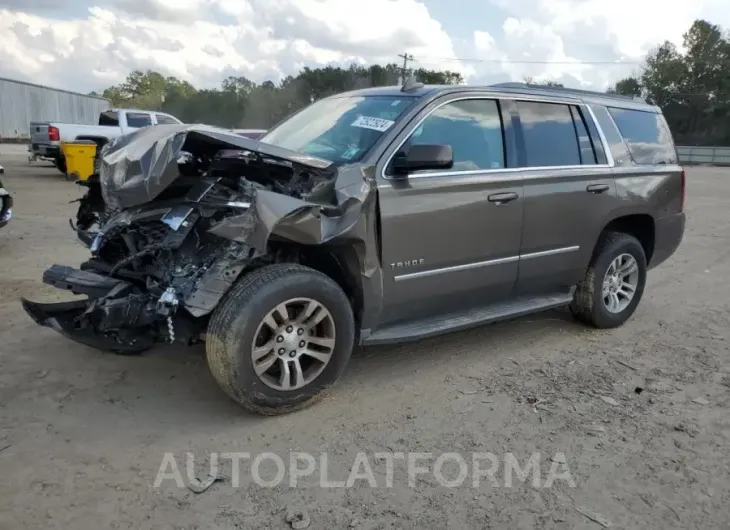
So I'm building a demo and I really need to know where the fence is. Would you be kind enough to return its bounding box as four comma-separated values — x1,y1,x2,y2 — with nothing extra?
677,146,730,166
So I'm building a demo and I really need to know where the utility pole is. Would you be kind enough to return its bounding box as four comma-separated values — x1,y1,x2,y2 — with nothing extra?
398,52,414,84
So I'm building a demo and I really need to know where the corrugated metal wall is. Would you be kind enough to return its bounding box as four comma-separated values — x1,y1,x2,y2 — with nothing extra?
0,77,111,141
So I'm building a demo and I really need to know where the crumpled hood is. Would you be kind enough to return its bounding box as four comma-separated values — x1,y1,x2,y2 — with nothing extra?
93,122,380,282
98,123,334,211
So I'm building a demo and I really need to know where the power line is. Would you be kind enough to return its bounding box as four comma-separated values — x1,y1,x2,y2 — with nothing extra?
415,56,643,66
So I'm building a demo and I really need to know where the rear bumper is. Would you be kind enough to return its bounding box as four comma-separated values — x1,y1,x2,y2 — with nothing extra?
29,144,60,159
649,212,686,270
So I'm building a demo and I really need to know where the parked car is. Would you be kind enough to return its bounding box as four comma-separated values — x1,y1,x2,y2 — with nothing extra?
0,176,12,230
29,109,183,174
22,81,685,415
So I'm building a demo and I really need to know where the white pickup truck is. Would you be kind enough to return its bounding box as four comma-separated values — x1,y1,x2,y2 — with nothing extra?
29,109,183,174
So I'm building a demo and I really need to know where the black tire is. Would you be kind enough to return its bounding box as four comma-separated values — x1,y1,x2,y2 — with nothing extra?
55,156,67,175
206,263,355,415
570,231,647,329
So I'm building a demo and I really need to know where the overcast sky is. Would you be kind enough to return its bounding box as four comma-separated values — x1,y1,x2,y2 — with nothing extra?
0,0,728,94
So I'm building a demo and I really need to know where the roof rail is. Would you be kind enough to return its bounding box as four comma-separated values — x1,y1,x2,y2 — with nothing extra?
489,82,645,103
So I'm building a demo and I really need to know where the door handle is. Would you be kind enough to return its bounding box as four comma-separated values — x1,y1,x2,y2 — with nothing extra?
488,192,519,204
586,184,610,194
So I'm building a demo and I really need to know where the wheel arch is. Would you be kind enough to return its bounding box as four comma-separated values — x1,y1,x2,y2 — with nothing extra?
293,244,365,328
597,213,655,264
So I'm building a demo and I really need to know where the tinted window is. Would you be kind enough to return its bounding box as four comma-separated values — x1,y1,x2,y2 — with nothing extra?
155,114,179,125
570,106,597,165
99,111,119,126
589,104,632,166
607,107,677,165
404,99,505,172
516,101,581,167
126,113,152,128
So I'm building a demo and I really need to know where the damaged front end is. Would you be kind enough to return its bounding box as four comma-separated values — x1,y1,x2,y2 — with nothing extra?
22,124,372,353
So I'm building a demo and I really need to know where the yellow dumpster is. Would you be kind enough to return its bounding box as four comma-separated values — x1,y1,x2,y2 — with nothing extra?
61,141,97,181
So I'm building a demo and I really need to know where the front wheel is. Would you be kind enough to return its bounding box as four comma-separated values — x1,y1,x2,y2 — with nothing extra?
206,263,355,415
570,231,647,329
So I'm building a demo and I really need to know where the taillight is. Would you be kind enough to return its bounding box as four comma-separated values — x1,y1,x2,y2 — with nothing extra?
680,167,686,212
48,126,60,142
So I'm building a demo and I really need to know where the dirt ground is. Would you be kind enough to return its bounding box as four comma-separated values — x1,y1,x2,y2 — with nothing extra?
0,143,728,530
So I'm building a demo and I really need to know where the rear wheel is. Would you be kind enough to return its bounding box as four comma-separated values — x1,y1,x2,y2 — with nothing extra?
206,263,355,415
570,231,647,329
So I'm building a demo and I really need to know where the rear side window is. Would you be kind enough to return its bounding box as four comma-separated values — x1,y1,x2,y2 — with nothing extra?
99,111,119,126
126,113,152,128
515,101,582,167
405,99,505,172
607,108,677,165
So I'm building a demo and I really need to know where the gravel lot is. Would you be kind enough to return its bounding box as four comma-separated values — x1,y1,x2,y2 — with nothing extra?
1,143,728,529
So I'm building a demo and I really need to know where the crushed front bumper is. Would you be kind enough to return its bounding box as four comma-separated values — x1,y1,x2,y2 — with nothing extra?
22,298,155,353
21,264,175,353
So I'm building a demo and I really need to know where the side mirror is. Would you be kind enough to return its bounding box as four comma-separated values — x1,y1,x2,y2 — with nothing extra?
392,144,453,174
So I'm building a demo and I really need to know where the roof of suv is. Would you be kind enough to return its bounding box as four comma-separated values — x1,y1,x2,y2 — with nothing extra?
337,82,658,113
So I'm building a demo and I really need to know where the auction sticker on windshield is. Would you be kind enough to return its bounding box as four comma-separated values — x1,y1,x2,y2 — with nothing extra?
351,116,395,132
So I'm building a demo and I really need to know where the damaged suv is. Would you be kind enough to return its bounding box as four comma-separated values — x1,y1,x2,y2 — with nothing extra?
22,81,686,415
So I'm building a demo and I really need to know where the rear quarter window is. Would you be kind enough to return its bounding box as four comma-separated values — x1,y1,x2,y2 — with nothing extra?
607,107,677,165
126,113,153,128
155,114,180,125
99,111,119,126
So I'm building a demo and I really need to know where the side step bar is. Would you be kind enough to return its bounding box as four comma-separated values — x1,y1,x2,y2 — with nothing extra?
363,293,573,346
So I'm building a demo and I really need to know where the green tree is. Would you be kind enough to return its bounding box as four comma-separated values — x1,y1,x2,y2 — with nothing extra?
95,63,467,129
413,67,464,84
605,19,730,145
608,77,642,96
523,76,564,88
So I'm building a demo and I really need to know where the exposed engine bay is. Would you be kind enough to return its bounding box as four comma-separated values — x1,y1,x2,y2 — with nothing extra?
22,124,374,353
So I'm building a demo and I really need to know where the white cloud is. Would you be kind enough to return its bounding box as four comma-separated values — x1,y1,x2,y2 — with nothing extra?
536,0,726,57
472,0,730,88
473,31,497,53
472,19,599,88
0,0,468,93
0,0,728,94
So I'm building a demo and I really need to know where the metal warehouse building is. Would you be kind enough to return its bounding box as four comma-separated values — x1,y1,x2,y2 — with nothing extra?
0,77,111,141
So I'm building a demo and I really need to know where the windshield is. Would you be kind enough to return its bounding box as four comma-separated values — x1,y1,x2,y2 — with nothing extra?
261,96,416,164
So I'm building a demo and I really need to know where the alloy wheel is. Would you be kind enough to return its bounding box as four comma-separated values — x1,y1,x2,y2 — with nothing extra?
602,253,639,314
251,298,336,391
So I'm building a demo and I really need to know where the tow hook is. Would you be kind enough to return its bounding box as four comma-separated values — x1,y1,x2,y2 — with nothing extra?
156,287,179,343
